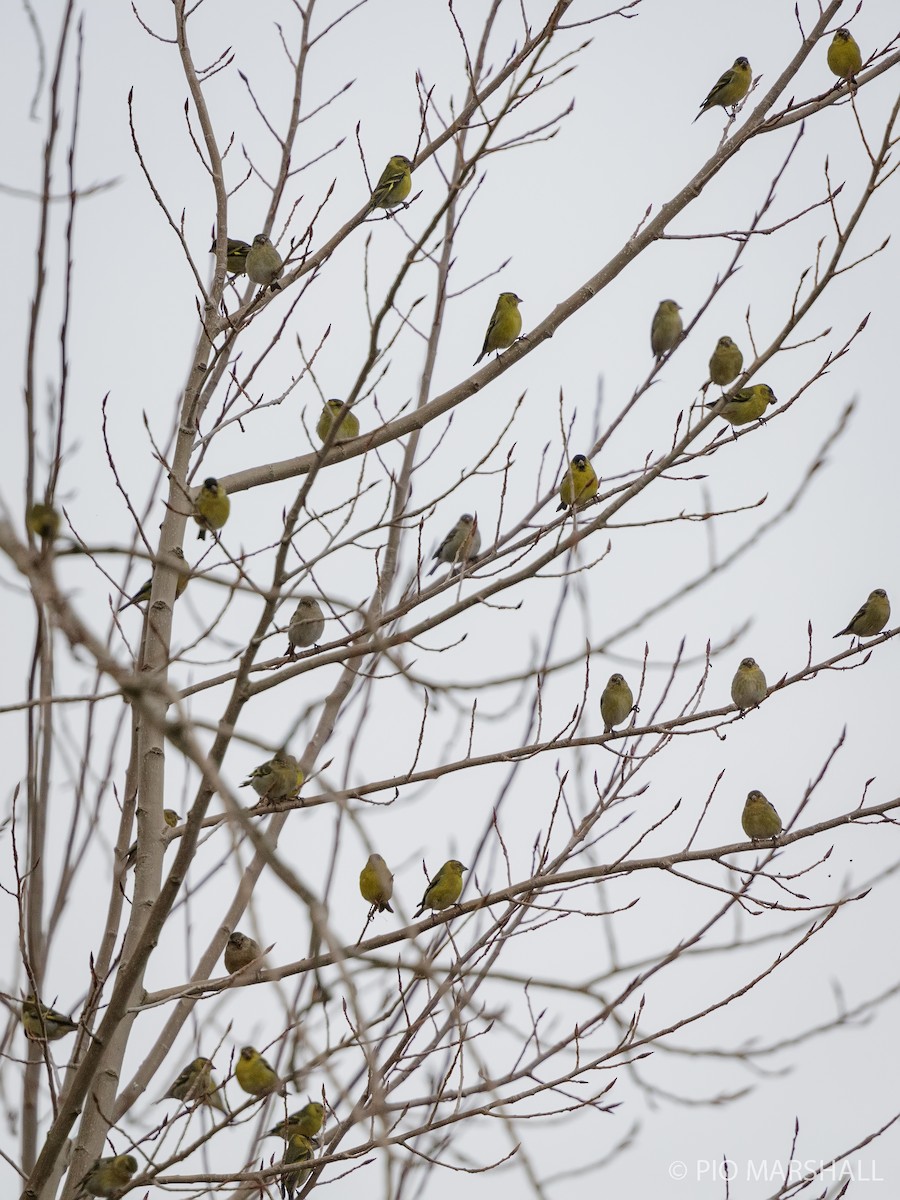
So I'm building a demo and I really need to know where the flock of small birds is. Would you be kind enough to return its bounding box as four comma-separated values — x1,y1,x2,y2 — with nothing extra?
19,28,877,1199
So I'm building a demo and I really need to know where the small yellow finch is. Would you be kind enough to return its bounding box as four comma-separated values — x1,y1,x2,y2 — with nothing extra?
359,853,394,914
414,859,466,917
193,477,230,540
369,154,413,211
316,399,360,443
75,1153,138,1198
474,293,522,365
267,1100,326,1140
694,57,752,121
224,932,264,973
600,673,634,733
741,790,783,841
241,754,304,801
651,300,682,359
21,994,78,1041
429,513,481,575
730,657,767,710
164,1056,227,1112
210,236,252,275
833,588,890,639
236,1045,285,1096
246,233,283,290
827,29,862,81
557,454,599,511
708,336,743,386
706,383,777,427
287,597,326,655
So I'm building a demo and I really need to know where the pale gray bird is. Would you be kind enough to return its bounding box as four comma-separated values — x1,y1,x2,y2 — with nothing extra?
246,233,283,290
428,513,481,575
287,596,325,655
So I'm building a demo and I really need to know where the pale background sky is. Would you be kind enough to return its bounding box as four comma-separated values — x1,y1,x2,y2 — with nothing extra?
3,0,899,1196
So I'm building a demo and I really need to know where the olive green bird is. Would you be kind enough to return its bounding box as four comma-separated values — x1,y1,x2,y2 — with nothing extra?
316,398,360,443
26,502,61,541
193,477,230,540
827,29,862,81
651,300,683,359
833,588,890,639
280,1133,316,1200
224,931,264,973
119,547,189,610
124,807,180,870
731,657,767,710
706,383,777,427
287,596,326,655
236,1045,285,1096
360,853,394,914
210,236,252,275
21,994,78,1041
369,154,413,211
414,859,467,917
241,754,304,801
267,1100,326,1140
75,1153,138,1198
246,233,283,290
708,336,743,386
429,513,481,575
474,292,522,365
557,454,599,511
741,790,783,841
601,673,634,733
694,57,752,121
164,1056,227,1112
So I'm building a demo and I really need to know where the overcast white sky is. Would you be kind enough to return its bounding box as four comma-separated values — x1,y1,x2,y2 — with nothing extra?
3,0,900,1196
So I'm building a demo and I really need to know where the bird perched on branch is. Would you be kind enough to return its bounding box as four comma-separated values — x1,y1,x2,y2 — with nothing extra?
368,154,413,211
164,1056,227,1112
26,502,61,541
833,588,890,640
75,1153,138,1198
474,292,522,365
236,1046,285,1096
316,399,360,443
360,853,394,914
246,233,283,291
287,597,325,655
120,547,189,610
708,336,743,386
601,673,634,733
730,657,767,710
21,994,78,1041
210,236,251,275
429,513,481,575
650,300,682,359
241,754,304,802
414,859,466,917
706,383,777,427
694,57,752,121
827,29,861,82
267,1100,325,1140
193,477,230,540
557,454,599,511
741,790,782,841
224,932,264,973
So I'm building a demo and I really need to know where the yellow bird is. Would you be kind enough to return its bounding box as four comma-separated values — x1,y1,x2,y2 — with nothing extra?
833,588,890,639
267,1099,326,1140
694,57,752,121
236,1045,285,1097
75,1153,138,1198
193,477,230,540
26,502,61,541
316,399,360,443
650,300,682,359
210,236,252,275
706,383,777,427
369,154,413,211
414,859,466,917
730,657,767,710
827,29,862,81
474,293,522,365
600,673,634,733
280,1133,316,1200
124,808,180,870
708,336,743,387
359,853,394,914
428,513,481,575
240,754,304,801
741,790,783,841
224,932,264,973
119,547,189,610
246,233,283,291
557,454,599,511
21,994,78,1041
164,1056,227,1112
